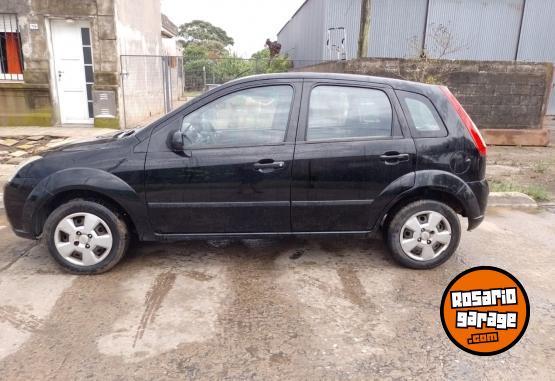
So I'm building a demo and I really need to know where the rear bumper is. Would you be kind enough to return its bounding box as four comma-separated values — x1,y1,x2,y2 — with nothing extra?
466,179,489,230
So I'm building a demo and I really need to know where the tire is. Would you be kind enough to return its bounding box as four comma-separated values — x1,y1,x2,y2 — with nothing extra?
385,200,461,269
43,200,129,274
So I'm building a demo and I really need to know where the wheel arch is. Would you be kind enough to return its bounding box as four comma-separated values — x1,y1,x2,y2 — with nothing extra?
374,170,482,232
22,168,153,240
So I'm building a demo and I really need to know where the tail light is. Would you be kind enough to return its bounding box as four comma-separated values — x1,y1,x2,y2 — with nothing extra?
439,86,487,156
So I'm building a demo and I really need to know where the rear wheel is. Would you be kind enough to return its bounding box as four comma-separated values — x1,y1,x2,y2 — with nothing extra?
43,200,129,274
386,200,461,269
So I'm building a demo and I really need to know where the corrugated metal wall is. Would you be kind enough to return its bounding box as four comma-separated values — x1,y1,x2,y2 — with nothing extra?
278,0,326,67
323,0,362,61
278,0,555,113
367,0,428,58
425,0,524,60
517,0,555,114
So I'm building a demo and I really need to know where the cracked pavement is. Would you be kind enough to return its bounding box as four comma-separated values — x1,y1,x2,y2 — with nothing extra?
0,207,554,380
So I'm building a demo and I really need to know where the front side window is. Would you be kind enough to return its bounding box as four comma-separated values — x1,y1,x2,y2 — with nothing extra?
307,86,392,141
180,85,293,147
0,13,24,81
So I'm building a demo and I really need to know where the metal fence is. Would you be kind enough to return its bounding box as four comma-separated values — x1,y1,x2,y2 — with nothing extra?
182,57,292,92
120,55,185,128
120,55,296,128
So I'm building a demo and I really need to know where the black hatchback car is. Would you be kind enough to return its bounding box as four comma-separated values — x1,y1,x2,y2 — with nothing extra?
4,73,488,274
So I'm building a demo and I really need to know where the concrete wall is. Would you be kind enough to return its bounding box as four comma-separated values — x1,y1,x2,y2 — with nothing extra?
114,0,161,55
296,58,552,145
115,0,168,128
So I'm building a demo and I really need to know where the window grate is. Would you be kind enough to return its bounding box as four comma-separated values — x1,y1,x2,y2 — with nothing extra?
0,13,24,81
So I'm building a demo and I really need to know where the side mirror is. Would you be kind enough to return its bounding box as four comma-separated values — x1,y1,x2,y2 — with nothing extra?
170,130,185,151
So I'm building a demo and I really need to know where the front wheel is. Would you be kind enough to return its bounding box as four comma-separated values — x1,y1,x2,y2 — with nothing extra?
43,200,129,274
386,200,461,269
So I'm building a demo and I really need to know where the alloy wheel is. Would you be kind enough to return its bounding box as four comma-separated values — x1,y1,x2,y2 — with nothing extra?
53,212,113,267
399,210,452,261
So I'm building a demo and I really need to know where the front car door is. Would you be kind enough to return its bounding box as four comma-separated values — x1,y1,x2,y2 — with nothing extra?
145,80,301,235
291,80,416,232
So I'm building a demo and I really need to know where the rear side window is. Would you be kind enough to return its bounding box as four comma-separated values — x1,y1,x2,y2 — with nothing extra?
307,86,392,141
397,91,447,138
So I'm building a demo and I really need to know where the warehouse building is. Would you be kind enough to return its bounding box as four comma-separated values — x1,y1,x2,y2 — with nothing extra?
278,0,555,115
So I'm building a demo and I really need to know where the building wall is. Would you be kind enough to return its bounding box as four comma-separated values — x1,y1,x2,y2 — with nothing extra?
278,0,325,67
323,0,361,61
114,0,161,56
516,0,555,114
367,0,428,59
114,0,168,128
278,0,555,115
296,58,552,132
425,0,524,61
0,0,119,126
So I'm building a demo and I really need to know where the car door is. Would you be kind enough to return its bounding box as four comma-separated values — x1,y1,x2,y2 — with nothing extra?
291,80,416,232
145,80,301,235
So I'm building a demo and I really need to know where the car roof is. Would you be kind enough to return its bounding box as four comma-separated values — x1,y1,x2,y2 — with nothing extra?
225,72,433,91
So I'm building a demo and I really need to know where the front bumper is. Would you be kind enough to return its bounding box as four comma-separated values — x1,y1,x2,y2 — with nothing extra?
4,178,36,239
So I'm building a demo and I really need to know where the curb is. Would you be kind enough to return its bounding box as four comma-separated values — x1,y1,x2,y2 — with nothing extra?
487,192,537,208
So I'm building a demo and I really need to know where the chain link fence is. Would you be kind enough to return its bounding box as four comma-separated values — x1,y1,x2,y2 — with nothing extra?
120,55,317,128
182,57,293,92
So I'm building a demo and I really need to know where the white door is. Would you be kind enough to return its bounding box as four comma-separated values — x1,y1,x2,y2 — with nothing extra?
50,20,93,124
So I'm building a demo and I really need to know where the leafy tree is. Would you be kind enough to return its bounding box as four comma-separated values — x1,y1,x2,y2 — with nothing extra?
180,27,292,91
251,48,292,74
179,20,234,47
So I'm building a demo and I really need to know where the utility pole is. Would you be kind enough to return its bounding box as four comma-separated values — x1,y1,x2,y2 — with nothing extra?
357,0,371,58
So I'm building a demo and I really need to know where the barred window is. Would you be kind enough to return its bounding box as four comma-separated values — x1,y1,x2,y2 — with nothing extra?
0,14,24,81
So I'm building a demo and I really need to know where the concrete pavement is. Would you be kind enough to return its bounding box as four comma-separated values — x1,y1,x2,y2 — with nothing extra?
0,207,553,380
0,127,116,138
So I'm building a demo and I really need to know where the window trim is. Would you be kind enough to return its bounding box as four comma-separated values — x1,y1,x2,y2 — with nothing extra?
396,90,448,139
178,83,297,150
0,13,24,81
301,83,399,143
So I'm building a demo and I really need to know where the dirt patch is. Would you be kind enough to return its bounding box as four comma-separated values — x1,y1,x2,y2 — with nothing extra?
487,145,555,201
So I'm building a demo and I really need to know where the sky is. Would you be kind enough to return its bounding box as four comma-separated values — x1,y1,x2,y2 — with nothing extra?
161,0,306,57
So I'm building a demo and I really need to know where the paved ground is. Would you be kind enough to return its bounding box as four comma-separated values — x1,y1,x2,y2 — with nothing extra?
0,207,553,380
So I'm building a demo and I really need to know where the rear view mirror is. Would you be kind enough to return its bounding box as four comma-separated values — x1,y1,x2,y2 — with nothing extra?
170,130,185,151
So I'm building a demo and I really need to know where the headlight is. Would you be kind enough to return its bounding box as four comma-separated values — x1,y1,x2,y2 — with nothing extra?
7,156,42,182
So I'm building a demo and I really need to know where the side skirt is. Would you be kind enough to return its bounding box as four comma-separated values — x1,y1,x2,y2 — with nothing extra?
151,230,373,242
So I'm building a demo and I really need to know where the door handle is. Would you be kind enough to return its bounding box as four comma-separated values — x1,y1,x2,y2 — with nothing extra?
379,152,410,165
253,160,285,172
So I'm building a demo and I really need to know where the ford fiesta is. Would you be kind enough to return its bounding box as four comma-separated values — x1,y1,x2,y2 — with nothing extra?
4,73,488,274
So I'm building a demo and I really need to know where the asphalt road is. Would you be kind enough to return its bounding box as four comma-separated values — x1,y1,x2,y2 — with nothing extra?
0,207,553,380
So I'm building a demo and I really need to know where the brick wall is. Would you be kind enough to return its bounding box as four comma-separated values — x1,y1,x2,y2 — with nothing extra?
296,58,553,131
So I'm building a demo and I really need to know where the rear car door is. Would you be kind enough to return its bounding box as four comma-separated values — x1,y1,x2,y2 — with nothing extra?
145,80,301,234
291,80,416,232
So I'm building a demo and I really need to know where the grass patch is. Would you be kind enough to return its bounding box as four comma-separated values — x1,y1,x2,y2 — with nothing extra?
532,161,549,174
490,180,551,202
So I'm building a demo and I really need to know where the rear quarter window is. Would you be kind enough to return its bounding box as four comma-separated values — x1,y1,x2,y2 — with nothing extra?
397,91,447,138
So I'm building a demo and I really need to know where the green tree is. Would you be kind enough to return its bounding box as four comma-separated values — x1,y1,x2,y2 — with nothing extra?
251,48,292,74
179,20,234,48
